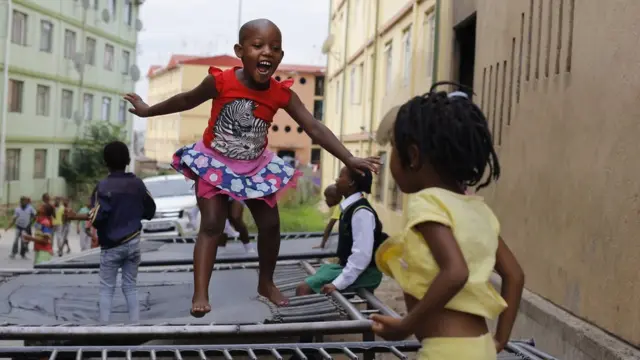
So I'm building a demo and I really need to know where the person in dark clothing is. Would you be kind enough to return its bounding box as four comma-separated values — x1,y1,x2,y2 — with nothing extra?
69,141,156,323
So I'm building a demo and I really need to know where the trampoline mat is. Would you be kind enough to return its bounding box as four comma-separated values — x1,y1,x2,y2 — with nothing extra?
47,236,338,267
0,265,339,326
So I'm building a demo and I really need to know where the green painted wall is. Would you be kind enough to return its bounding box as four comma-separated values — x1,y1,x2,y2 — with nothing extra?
0,0,140,203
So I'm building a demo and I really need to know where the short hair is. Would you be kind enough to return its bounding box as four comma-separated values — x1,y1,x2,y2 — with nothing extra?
103,141,130,171
238,18,281,43
41,203,55,217
393,81,500,191
324,184,338,197
347,168,373,194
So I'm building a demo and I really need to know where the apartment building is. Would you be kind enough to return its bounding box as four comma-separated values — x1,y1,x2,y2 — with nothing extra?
0,0,141,202
145,54,325,166
321,0,457,234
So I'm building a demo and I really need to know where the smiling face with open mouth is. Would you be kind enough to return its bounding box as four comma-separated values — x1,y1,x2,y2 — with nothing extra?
234,19,284,86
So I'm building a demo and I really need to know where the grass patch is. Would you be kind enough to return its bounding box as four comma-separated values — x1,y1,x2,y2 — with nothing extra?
243,198,327,233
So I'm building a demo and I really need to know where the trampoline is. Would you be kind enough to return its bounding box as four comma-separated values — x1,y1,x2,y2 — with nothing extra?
0,261,391,340
35,232,339,269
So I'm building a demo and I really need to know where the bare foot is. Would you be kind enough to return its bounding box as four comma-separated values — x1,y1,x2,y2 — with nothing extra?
191,294,211,318
258,281,290,307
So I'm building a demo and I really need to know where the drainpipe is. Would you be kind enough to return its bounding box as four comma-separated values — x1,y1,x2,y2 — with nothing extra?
0,0,13,199
432,0,441,82
366,0,380,156
338,1,350,144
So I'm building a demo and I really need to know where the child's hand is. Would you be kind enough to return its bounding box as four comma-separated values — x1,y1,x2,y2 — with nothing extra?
494,337,506,353
124,93,150,117
346,156,381,175
370,314,411,341
320,284,337,294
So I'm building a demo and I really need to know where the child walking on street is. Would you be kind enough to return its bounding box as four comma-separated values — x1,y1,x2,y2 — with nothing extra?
371,83,525,359
5,196,36,259
297,169,386,295
70,141,156,323
23,203,55,265
124,18,379,317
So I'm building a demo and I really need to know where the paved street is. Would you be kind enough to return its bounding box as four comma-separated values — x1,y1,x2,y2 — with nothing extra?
0,227,84,270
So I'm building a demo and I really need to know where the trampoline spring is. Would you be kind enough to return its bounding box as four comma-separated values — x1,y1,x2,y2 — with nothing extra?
341,347,358,360
198,349,207,360
293,348,307,360
270,348,283,360
317,347,332,360
360,309,381,315
222,349,233,360
174,349,183,360
126,350,133,360
101,349,107,360
246,348,257,360
349,299,367,304
389,346,407,360
48,349,58,360
150,349,157,360
75,349,83,360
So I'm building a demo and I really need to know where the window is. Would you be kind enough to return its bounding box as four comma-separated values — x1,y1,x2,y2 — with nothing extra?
61,89,73,119
313,100,323,120
94,0,99,10
350,66,357,104
118,100,127,124
121,50,131,74
85,37,96,65
102,97,111,121
104,44,114,71
58,149,70,176
375,151,387,202
108,0,116,19
40,20,53,52
11,11,27,45
36,85,50,116
5,149,21,181
350,64,363,104
33,149,47,179
314,76,325,96
8,80,24,113
311,148,321,164
64,29,77,59
384,42,393,94
124,0,133,25
424,12,435,79
402,26,412,87
83,93,94,120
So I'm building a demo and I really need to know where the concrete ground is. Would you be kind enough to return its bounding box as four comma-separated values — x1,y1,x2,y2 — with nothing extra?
0,227,84,270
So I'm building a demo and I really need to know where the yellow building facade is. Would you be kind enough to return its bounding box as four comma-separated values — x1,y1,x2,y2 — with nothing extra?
321,0,455,234
145,55,325,166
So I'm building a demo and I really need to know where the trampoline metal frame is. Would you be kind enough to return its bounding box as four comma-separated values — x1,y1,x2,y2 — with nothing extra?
0,339,555,360
0,261,398,340
142,231,336,243
34,232,339,269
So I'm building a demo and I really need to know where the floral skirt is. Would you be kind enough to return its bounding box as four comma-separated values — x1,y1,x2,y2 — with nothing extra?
171,141,301,208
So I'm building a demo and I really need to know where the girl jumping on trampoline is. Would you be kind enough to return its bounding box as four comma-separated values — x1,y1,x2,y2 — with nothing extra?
370,84,525,359
124,18,379,317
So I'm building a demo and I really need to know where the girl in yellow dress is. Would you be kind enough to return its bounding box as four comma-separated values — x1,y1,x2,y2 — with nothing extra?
371,83,525,359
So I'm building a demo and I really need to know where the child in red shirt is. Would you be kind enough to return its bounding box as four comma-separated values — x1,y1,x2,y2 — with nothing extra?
23,203,55,265
124,19,380,317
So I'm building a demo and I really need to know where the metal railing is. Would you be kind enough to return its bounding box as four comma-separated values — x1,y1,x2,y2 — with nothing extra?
0,340,553,360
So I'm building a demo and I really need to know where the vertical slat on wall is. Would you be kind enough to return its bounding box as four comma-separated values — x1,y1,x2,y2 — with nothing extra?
566,0,575,72
555,0,564,75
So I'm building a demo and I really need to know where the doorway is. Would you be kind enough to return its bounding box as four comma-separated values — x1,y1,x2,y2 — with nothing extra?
454,13,477,99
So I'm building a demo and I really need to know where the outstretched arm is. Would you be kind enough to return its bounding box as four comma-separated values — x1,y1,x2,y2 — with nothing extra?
493,236,525,351
284,91,379,174
124,75,218,118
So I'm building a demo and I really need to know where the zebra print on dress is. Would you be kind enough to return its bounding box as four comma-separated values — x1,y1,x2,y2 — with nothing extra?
211,98,270,160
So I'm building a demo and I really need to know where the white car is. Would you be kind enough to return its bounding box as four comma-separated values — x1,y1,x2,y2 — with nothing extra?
141,174,199,238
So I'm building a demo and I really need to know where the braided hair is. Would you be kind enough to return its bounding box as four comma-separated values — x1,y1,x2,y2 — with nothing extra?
393,81,500,191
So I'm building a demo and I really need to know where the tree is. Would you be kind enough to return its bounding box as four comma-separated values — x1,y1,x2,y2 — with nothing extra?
60,122,127,199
